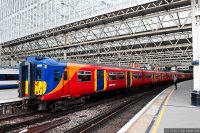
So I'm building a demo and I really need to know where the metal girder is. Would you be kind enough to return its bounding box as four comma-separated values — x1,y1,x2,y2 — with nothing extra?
4,30,192,66
2,6,192,54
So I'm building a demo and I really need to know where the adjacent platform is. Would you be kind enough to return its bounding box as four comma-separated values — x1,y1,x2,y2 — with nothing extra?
118,80,200,133
0,89,21,104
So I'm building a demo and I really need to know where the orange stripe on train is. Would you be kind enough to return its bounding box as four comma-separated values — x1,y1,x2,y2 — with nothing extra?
47,63,87,95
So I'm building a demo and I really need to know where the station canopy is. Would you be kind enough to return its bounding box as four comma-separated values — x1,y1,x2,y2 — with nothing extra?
0,0,192,67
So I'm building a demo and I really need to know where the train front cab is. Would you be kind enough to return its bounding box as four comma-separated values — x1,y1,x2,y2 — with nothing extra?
19,58,69,101
19,57,71,110
19,60,50,101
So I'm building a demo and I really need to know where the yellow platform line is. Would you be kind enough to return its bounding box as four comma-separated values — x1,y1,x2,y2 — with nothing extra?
151,88,175,133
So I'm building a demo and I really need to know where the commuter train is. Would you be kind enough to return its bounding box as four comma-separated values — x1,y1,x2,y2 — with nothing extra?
19,57,192,111
0,68,19,89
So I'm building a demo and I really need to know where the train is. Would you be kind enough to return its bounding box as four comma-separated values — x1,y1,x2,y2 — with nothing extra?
0,68,19,89
19,57,192,111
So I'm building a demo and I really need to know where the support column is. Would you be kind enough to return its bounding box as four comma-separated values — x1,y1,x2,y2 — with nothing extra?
11,56,14,67
11,48,14,67
191,0,200,106
97,44,100,64
117,53,121,66
97,56,100,64
118,61,121,66
64,34,68,60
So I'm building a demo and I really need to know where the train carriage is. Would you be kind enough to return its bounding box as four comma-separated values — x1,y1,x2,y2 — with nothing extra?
19,57,192,111
0,68,19,89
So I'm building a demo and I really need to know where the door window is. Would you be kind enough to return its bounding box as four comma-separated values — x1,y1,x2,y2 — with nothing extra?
36,67,42,80
54,70,60,82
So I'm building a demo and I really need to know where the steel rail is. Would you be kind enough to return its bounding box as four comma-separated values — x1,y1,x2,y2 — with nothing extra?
12,86,161,133
65,88,161,133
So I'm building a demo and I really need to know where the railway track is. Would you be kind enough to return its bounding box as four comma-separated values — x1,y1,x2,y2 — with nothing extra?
0,110,38,122
0,85,168,132
18,86,165,133
65,88,161,133
20,117,70,133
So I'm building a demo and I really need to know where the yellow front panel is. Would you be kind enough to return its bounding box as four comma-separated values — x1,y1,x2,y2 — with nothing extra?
34,81,47,95
25,81,28,95
104,70,107,91
94,69,97,92
25,81,47,96
130,72,132,86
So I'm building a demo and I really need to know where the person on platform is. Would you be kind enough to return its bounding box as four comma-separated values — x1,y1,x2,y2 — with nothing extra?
174,74,177,90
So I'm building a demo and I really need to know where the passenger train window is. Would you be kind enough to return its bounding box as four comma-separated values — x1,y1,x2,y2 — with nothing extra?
36,68,42,80
133,73,142,79
109,72,116,80
54,70,60,82
118,72,125,80
156,74,160,78
138,74,142,79
145,74,152,78
148,74,152,78
133,73,137,79
0,74,19,80
78,71,91,82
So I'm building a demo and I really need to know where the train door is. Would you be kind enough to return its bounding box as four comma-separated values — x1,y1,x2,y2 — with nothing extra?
152,72,154,83
53,66,64,96
97,70,104,91
35,63,45,96
19,62,34,99
127,71,131,87
63,68,69,96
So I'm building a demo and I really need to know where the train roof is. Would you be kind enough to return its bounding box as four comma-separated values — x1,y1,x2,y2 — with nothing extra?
26,56,191,74
0,68,18,74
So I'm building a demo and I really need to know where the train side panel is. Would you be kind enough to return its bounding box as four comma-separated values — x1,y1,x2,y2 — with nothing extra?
132,70,143,87
142,70,154,85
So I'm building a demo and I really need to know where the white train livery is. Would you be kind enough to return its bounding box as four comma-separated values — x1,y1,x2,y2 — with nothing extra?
0,68,19,89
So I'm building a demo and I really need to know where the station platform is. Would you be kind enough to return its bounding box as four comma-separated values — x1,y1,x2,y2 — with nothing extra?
0,89,21,104
118,80,200,133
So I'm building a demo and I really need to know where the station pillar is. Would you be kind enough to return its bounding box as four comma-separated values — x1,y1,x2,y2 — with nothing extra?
64,49,67,60
191,0,200,106
10,55,14,67
63,34,69,60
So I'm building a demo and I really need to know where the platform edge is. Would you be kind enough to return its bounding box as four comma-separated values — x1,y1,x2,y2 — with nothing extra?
117,88,167,133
